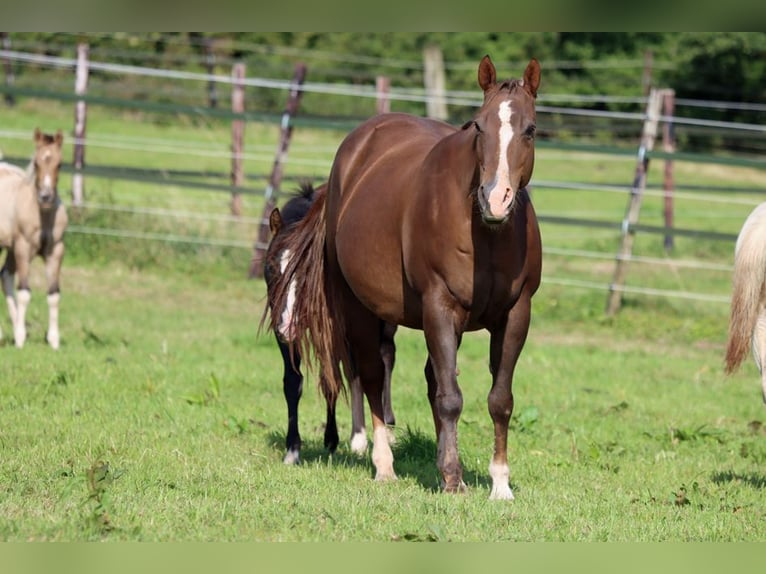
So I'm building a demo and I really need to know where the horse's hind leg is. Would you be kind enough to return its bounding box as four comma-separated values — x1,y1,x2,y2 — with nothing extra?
279,338,304,464
321,378,340,453
347,306,395,481
349,321,397,455
0,256,16,343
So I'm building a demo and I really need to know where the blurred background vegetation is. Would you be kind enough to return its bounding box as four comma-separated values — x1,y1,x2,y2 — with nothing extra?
4,32,764,153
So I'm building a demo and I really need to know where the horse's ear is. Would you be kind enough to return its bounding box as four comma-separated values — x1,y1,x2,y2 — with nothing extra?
34,127,43,145
522,58,541,98
269,208,282,236
478,55,496,92
54,129,64,146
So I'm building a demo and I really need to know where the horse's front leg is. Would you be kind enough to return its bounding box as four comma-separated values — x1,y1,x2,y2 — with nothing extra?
12,241,33,348
44,240,65,350
423,293,466,493
278,338,303,464
487,291,532,500
0,255,17,342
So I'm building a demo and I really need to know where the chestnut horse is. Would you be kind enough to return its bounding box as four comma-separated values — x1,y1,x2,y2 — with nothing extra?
271,56,542,499
0,128,68,349
263,182,396,464
725,202,766,405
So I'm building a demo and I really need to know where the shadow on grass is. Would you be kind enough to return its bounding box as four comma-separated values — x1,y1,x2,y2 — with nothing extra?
266,426,491,494
711,470,766,489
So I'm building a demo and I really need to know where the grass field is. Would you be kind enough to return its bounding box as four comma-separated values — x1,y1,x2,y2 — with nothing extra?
0,98,765,541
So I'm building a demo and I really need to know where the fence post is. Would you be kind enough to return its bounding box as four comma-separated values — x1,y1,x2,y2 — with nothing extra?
423,44,447,120
376,75,390,114
205,36,218,109
230,62,245,216
1,33,15,106
606,88,663,316
72,43,89,207
662,89,676,252
248,62,307,278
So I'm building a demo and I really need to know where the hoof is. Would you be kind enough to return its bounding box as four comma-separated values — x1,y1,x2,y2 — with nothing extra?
442,480,467,494
489,484,515,500
374,470,398,482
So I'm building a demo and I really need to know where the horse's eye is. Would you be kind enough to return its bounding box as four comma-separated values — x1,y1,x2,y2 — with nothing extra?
524,124,536,139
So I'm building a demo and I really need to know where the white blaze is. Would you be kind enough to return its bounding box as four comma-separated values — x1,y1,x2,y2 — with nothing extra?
487,100,515,218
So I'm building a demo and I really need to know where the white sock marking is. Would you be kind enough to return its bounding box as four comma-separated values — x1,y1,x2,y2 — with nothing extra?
371,426,396,481
47,292,60,349
350,429,368,455
488,460,515,500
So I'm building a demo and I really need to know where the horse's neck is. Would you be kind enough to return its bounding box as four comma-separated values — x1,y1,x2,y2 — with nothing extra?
429,128,481,195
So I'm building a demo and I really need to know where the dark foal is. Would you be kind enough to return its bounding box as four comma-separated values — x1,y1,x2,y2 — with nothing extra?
263,183,396,464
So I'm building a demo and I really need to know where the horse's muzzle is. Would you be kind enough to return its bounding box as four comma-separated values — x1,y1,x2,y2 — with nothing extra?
37,189,57,207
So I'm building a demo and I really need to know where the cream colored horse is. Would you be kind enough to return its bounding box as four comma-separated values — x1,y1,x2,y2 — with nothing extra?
0,128,68,349
725,202,766,404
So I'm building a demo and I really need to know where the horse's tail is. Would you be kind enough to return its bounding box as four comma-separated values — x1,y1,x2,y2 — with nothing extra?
265,189,348,401
725,204,766,374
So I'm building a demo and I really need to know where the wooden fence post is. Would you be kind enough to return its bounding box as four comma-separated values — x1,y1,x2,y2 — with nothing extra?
230,62,245,216
205,36,218,109
376,75,390,114
1,33,15,106
248,62,307,278
423,44,447,120
606,88,663,316
662,89,676,252
72,43,89,207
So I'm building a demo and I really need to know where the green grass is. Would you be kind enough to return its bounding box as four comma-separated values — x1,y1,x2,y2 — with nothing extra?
0,260,764,541
1,98,765,541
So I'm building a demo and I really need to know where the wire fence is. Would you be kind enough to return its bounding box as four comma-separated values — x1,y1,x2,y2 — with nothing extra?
1,47,764,308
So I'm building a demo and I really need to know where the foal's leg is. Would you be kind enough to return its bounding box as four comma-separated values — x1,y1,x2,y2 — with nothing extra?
44,240,65,349
0,255,17,342
12,240,32,348
487,292,532,500
349,373,368,455
422,293,466,493
381,322,397,427
278,338,304,464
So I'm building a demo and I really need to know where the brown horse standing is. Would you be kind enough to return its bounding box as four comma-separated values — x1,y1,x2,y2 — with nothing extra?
0,128,68,349
272,56,542,499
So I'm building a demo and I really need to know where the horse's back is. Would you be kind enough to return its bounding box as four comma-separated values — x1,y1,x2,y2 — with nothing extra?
332,113,455,196
0,163,33,247
736,202,766,258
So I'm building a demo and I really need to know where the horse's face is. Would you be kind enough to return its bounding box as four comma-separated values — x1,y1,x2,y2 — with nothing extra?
472,56,540,225
33,128,64,208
